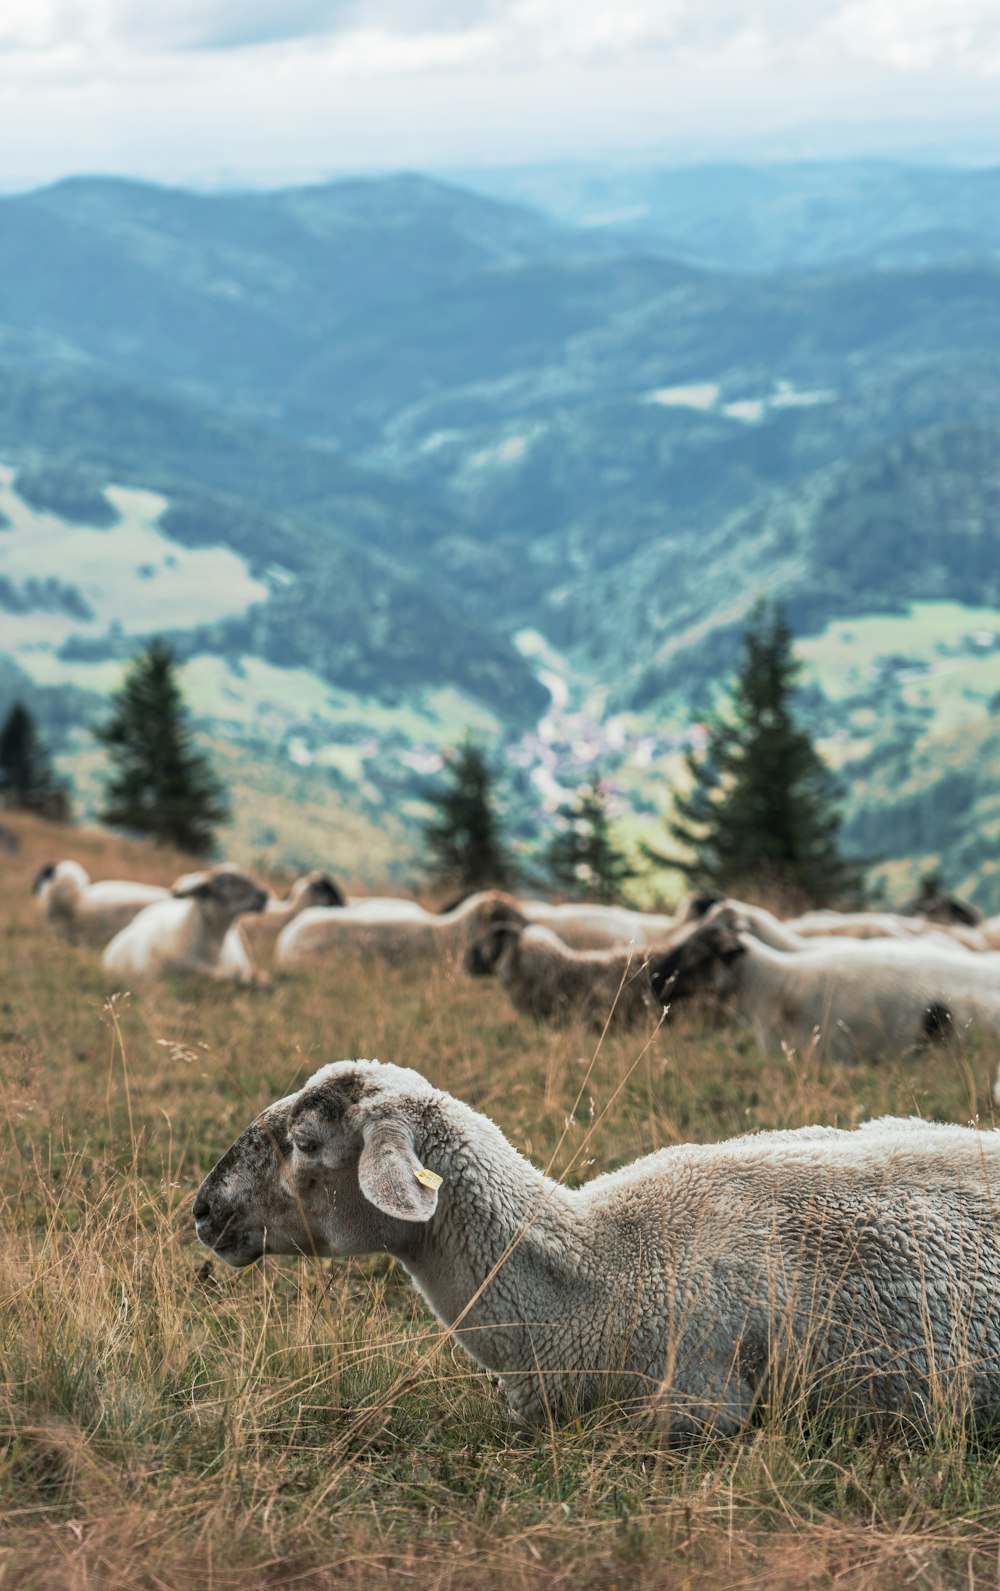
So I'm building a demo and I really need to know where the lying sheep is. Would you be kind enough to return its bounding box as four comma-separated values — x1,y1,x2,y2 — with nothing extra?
721,899,972,957
516,890,718,952
102,864,268,984
195,1058,1000,1437
650,904,1000,1060
34,859,169,942
787,908,986,951
465,921,659,1030
242,871,345,942
275,890,524,970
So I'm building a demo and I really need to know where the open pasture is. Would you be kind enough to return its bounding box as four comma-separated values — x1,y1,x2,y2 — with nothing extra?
5,817,1000,1588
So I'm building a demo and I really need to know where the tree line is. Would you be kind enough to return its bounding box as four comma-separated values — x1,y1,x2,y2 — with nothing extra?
1,603,860,904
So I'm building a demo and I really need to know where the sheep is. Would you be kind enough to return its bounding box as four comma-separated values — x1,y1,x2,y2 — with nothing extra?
242,871,345,942
102,864,268,984
194,1058,1000,1437
649,903,1000,1061
719,899,973,958
275,890,525,970
515,890,719,952
33,859,169,942
786,908,987,951
464,921,660,1030
905,884,983,927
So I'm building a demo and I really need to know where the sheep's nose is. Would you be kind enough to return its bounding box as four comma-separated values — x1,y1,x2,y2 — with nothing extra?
193,1195,211,1223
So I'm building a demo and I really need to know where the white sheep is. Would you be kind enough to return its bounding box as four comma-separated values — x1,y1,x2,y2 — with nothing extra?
650,903,1000,1060
33,859,169,943
194,1058,1000,1437
242,871,345,943
722,899,972,957
464,920,659,1030
275,890,524,970
102,864,268,984
516,891,716,951
787,908,986,951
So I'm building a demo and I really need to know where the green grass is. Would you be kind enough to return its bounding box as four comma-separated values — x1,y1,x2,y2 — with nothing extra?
5,814,1000,1587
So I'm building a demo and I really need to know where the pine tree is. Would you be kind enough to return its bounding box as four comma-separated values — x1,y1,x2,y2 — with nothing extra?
0,702,70,819
662,601,859,906
95,640,229,854
423,736,512,892
547,783,636,903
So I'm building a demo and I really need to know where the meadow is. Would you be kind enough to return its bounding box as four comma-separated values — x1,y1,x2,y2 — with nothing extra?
5,815,1000,1588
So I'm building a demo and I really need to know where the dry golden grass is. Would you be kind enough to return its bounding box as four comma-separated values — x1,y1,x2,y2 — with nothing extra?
4,814,1000,1588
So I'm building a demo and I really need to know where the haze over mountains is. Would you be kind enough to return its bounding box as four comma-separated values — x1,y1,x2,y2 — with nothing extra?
3,160,999,897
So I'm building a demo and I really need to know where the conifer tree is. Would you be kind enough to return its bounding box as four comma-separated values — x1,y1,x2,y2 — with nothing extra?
0,702,69,819
547,783,635,903
95,640,228,854
663,601,859,906
423,736,512,892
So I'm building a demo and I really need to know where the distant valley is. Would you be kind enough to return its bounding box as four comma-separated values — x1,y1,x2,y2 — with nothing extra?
2,160,999,901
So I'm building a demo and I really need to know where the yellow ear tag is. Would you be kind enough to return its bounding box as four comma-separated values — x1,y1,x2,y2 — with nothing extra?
415,1167,443,1191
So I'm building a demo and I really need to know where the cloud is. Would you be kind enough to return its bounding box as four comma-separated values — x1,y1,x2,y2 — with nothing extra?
4,0,1000,74
107,0,511,52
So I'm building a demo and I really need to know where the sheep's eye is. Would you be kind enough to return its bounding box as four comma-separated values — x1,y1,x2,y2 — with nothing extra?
292,1133,321,1156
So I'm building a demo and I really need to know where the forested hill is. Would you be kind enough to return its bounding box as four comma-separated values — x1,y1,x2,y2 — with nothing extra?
2,164,999,897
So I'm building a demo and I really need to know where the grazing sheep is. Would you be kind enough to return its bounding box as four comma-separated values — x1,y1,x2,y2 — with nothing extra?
195,1058,1000,1437
243,871,345,942
650,904,1000,1060
33,859,168,942
465,921,659,1030
102,864,268,984
275,890,524,970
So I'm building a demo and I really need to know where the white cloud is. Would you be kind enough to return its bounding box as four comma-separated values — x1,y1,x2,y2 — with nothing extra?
0,0,998,187
829,0,1000,73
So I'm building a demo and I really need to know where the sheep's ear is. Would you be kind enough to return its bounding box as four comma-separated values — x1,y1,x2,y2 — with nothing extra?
358,1119,440,1223
172,870,211,899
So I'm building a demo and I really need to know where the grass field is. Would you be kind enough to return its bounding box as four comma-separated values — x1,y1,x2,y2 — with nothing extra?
5,816,1000,1588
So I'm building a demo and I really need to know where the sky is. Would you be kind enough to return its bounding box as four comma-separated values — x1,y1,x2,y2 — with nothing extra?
1,0,999,189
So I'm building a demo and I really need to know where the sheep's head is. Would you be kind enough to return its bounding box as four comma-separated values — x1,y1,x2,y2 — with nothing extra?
676,889,725,926
193,1093,319,1267
464,892,525,937
32,859,89,917
194,1060,443,1267
464,922,522,977
300,871,346,909
173,865,268,926
649,905,747,1011
289,1060,443,1242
